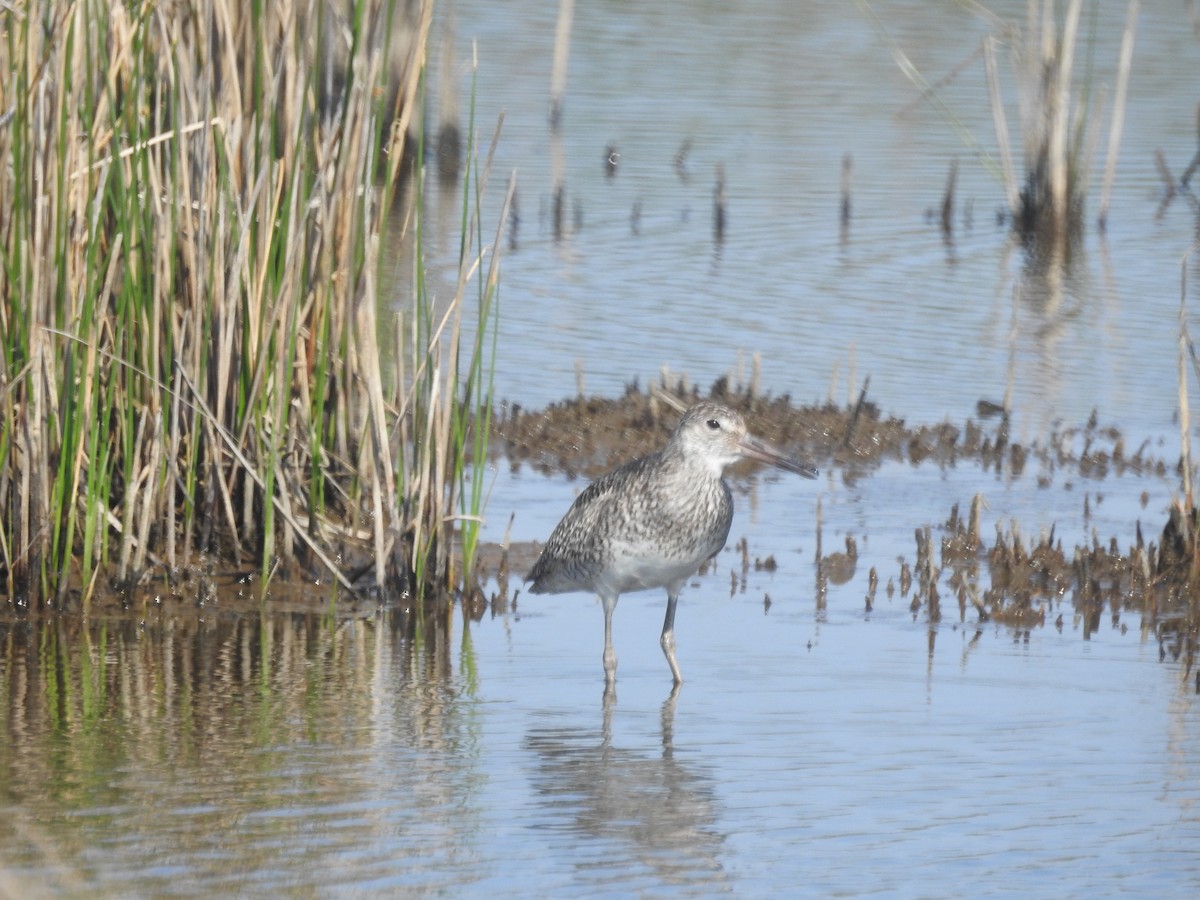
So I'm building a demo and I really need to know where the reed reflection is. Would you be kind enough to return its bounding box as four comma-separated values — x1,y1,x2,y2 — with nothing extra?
0,603,484,894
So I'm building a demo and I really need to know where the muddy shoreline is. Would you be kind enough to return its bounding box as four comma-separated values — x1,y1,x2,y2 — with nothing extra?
5,382,1198,671
489,383,1197,672
493,380,1168,481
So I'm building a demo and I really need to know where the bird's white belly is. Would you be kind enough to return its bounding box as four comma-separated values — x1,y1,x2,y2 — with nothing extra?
599,540,713,594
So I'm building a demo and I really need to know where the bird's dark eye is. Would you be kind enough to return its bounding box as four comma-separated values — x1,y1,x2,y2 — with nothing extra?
706,418,720,430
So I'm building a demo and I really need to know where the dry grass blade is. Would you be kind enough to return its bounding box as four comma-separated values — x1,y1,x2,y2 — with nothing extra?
1097,1,1138,230
984,35,1019,213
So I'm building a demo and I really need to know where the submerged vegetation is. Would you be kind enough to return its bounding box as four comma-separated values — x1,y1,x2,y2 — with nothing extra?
0,0,508,607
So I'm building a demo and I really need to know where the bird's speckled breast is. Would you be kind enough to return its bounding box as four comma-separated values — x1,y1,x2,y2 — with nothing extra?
527,451,735,595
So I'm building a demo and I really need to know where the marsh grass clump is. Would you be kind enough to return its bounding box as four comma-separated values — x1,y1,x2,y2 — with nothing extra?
1156,250,1200,676
0,0,506,608
889,0,1137,256
987,0,1138,253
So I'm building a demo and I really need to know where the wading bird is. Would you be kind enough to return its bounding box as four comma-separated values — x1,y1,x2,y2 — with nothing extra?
527,402,817,690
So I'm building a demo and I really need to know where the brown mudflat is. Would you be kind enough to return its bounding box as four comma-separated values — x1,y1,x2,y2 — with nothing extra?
493,383,1165,482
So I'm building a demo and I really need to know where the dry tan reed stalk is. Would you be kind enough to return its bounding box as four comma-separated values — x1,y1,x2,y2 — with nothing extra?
1182,249,1198,509
167,364,184,572
1098,0,1138,231
116,409,151,584
136,408,166,581
549,0,575,129
984,36,1019,213
1045,0,1083,231
359,230,399,590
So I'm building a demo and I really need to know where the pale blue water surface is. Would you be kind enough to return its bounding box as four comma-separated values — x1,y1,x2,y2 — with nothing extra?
4,0,1200,895
406,0,1200,447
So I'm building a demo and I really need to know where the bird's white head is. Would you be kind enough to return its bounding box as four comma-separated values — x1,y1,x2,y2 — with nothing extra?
670,402,818,480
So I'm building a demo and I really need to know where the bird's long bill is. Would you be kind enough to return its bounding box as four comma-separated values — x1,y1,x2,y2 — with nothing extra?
739,434,819,479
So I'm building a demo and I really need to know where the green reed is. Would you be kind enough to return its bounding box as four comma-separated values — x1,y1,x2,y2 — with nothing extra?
0,0,503,607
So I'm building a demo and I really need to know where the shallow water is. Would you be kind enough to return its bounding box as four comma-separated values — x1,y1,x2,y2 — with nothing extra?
2,557,1198,895
4,453,1197,895
404,0,1200,447
6,0,1200,895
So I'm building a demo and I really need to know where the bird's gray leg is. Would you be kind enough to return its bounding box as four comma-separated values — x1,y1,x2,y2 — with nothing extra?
601,592,619,686
660,585,683,686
